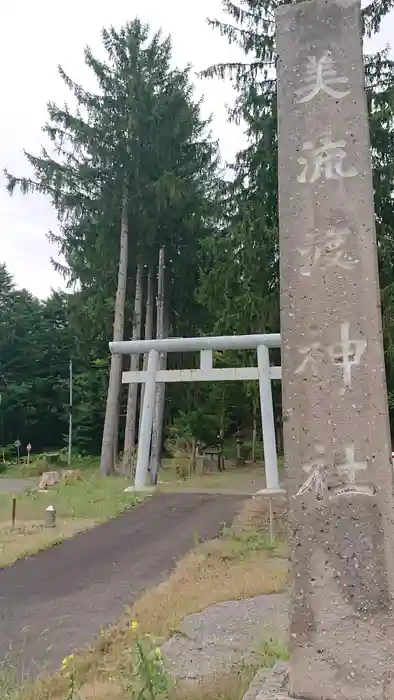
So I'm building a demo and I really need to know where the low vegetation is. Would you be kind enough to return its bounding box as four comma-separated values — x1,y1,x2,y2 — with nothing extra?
0,452,280,570
131,520,287,638
2,496,288,700
0,472,142,568
0,453,100,479
158,460,269,494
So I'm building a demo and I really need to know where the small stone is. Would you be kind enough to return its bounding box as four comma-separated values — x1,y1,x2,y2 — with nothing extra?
38,471,60,490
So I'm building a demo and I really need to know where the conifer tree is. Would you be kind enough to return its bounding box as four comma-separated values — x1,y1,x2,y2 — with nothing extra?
5,19,219,472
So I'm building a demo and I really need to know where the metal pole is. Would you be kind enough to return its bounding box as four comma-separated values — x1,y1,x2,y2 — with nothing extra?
134,349,159,489
257,345,279,490
68,358,73,467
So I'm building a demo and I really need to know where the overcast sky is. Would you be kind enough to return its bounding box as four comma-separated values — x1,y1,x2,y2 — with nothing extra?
0,1,392,299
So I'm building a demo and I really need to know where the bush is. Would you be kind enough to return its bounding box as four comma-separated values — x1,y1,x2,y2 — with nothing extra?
35,451,64,466
1,444,19,462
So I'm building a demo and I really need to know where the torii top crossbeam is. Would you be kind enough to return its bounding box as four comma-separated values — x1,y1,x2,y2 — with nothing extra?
110,333,281,355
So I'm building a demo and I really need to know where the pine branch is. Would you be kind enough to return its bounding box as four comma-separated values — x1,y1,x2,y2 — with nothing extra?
50,258,71,280
362,0,394,38
222,0,275,26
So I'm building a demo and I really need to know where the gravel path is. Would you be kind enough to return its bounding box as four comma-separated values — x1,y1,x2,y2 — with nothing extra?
0,492,243,677
163,593,289,680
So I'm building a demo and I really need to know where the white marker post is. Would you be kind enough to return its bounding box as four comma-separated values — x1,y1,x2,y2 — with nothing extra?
44,505,56,528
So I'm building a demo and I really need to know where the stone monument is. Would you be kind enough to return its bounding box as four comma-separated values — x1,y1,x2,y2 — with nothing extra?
276,0,394,698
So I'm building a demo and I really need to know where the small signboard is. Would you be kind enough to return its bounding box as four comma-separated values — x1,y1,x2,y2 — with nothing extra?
26,443,31,452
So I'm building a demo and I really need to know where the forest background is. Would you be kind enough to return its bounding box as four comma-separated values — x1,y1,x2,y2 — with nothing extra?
2,0,394,475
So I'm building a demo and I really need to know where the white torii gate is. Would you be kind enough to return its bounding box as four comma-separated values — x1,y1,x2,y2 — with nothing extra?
110,333,282,492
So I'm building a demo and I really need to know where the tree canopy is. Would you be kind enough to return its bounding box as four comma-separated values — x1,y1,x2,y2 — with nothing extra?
3,5,394,461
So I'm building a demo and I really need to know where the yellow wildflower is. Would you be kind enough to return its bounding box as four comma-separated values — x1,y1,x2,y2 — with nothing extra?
68,654,74,662
131,620,138,631
155,647,161,659
62,657,68,667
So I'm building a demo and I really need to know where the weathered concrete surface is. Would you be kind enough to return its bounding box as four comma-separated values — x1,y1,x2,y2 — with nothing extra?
242,663,289,700
163,593,288,680
276,0,394,698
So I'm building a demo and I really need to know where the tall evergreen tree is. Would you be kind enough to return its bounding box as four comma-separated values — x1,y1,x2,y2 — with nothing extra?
201,0,394,427
5,20,219,471
0,265,72,452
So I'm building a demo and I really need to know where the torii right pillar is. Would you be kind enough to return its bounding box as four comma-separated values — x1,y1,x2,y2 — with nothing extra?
276,1,394,699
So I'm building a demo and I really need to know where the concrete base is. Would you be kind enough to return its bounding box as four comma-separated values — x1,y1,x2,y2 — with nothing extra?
124,485,156,494
158,488,258,497
242,663,289,700
254,488,287,497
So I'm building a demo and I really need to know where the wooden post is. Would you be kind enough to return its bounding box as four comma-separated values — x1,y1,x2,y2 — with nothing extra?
11,496,16,530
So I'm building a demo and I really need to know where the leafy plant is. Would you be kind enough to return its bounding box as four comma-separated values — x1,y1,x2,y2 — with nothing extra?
122,622,170,699
258,637,289,668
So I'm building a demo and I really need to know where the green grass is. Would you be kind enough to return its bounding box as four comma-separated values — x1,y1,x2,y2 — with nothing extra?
219,524,277,558
0,446,285,570
0,475,140,524
0,494,288,700
0,474,145,568
0,651,20,700
158,460,282,494
0,455,100,479
257,637,289,667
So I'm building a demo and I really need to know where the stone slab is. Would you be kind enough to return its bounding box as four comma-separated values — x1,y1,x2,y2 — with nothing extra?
162,593,288,680
242,663,289,700
276,0,394,697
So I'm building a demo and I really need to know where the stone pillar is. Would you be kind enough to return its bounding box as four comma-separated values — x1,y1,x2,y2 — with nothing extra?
276,1,394,698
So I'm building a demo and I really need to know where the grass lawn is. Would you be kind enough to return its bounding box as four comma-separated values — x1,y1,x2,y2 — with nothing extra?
6,496,288,700
158,454,284,494
0,455,101,480
158,460,268,493
0,474,142,568
0,447,283,570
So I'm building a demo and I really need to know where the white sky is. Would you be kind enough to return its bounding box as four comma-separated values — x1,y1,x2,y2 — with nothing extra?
0,1,392,299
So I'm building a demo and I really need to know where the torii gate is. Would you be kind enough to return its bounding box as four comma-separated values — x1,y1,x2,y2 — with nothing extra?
110,333,282,492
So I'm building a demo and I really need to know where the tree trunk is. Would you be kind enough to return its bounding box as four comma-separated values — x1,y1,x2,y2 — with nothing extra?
138,266,154,438
190,436,197,474
100,186,128,476
113,410,120,470
122,264,143,473
150,248,167,485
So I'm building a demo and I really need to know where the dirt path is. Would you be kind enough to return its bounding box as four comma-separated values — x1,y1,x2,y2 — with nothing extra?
0,492,243,678
0,478,36,493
